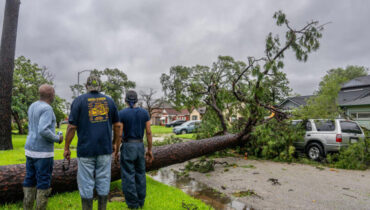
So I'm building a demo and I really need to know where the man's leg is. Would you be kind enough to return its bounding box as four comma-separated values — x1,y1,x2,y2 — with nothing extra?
134,143,146,207
120,143,139,208
34,157,53,210
23,157,37,210
77,157,96,210
95,154,112,210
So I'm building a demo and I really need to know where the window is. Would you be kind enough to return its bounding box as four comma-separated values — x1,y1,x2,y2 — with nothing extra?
340,121,362,134
314,120,335,131
305,121,312,131
358,112,370,119
192,116,198,120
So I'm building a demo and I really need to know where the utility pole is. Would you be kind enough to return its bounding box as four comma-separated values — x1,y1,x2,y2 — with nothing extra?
0,0,21,150
77,69,91,96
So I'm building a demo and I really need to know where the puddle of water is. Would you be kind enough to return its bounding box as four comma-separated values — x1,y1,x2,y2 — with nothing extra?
150,168,254,210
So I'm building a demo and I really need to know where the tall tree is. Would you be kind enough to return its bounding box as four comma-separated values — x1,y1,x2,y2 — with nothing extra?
161,56,244,135
139,88,164,119
0,0,21,150
296,66,368,118
11,56,65,134
71,69,136,109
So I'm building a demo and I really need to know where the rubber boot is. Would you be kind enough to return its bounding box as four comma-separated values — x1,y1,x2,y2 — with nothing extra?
23,187,36,210
98,195,108,210
81,198,93,210
35,188,51,210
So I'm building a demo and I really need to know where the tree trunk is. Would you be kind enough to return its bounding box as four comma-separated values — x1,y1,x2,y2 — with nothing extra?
12,111,24,134
0,134,244,203
0,0,21,150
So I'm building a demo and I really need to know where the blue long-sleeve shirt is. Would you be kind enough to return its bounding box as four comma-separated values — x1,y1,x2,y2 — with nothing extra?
25,101,60,158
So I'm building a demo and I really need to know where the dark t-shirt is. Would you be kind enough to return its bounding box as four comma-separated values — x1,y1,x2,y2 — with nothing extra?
69,92,119,157
119,107,150,141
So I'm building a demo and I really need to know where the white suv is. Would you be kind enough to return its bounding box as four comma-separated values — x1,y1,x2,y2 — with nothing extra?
292,119,365,160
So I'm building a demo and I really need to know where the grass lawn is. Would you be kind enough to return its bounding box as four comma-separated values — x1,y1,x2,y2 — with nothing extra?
0,125,211,210
150,125,173,134
175,133,197,140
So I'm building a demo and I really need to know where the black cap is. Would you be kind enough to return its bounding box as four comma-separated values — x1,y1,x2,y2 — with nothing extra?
125,90,138,103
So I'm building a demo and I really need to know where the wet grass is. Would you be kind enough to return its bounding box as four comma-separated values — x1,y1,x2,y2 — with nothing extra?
1,178,211,210
0,125,212,210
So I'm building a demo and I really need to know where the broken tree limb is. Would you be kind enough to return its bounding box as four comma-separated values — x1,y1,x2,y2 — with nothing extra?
0,134,241,203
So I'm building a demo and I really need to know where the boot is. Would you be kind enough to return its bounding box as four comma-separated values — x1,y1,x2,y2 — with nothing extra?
35,188,51,210
81,198,93,210
98,195,108,210
23,187,36,210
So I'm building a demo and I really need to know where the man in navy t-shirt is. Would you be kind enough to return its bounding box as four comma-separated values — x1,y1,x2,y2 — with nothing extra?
64,75,121,210
114,90,153,209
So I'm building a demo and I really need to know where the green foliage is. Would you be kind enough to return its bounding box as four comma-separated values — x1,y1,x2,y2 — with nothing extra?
185,158,215,173
70,68,136,109
295,66,368,119
11,56,66,134
327,134,370,170
161,11,324,137
248,119,305,161
153,136,184,146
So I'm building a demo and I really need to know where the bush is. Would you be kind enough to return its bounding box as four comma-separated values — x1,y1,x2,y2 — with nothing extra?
329,135,370,170
247,119,305,161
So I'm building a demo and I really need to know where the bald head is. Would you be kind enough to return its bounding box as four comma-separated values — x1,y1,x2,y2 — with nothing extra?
39,84,55,104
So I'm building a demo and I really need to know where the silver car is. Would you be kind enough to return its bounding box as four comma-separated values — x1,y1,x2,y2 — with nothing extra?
292,119,365,160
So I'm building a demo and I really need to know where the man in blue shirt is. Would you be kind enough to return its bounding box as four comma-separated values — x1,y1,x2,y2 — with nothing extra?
23,84,63,210
64,75,121,210
114,90,153,209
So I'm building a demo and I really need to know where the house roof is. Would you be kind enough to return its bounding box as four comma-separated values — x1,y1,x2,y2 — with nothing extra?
341,75,370,89
340,94,370,106
338,86,370,106
278,95,313,107
164,108,190,116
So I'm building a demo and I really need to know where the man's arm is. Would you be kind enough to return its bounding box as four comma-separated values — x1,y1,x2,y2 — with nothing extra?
64,124,77,160
113,122,122,162
38,108,62,143
145,121,154,163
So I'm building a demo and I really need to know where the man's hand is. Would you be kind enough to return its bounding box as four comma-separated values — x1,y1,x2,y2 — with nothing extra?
59,135,64,144
64,148,71,161
145,150,154,163
113,145,120,163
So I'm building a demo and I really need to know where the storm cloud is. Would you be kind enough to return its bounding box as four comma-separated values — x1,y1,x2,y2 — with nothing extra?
1,0,369,101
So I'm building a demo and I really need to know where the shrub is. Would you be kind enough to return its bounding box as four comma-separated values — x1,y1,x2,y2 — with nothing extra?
247,119,305,161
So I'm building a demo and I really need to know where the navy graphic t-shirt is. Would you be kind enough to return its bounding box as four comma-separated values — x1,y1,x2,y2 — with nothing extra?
69,92,119,157
119,107,150,141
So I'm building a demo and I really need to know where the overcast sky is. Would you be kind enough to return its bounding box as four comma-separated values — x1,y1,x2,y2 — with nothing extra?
1,0,369,102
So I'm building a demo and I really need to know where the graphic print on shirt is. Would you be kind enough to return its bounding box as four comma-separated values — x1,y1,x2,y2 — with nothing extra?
88,97,109,123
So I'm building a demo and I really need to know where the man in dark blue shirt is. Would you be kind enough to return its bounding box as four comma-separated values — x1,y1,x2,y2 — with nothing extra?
64,75,121,210
114,90,153,209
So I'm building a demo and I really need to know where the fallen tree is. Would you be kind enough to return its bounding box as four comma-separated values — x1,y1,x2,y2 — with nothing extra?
0,11,325,204
0,133,244,203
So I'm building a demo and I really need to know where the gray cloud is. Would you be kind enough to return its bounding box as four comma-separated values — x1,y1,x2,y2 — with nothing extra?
0,0,369,101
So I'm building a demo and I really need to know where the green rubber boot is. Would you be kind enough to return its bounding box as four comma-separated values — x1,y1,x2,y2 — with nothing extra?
98,195,108,210
35,188,51,210
23,187,36,210
81,198,93,210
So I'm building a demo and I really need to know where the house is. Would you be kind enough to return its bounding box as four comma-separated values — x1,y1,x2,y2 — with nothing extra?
160,108,190,125
338,75,370,129
277,95,314,110
190,107,206,121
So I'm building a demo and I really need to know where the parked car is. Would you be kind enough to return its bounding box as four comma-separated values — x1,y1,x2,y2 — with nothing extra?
292,119,365,161
173,120,201,134
165,120,186,127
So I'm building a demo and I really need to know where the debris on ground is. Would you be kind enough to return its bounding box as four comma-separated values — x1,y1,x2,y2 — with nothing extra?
267,178,281,185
